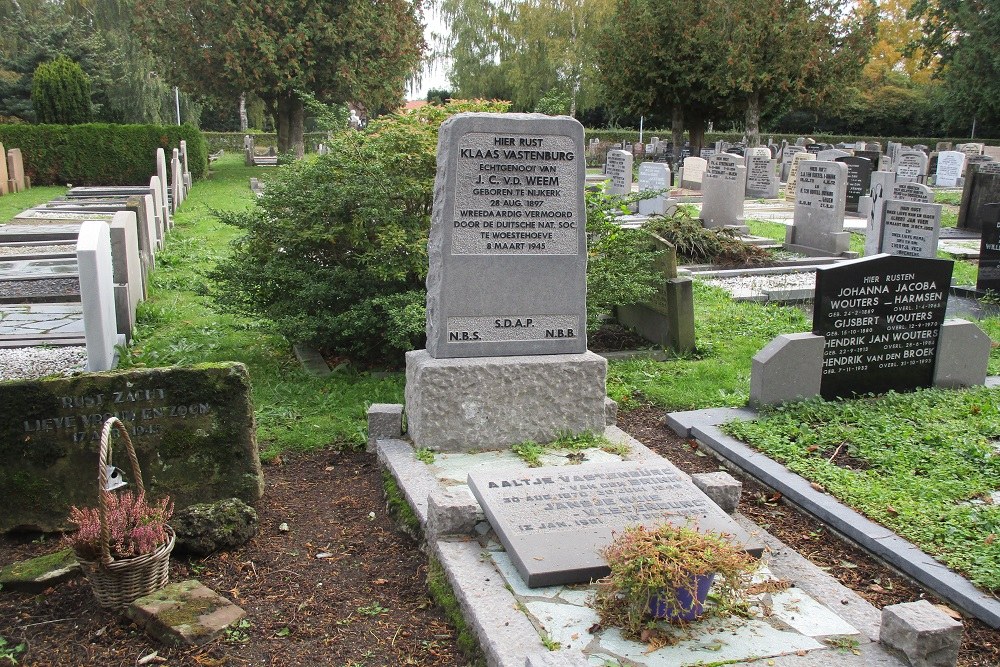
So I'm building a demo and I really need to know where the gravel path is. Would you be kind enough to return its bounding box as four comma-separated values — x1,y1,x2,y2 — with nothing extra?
701,271,816,299
0,346,87,381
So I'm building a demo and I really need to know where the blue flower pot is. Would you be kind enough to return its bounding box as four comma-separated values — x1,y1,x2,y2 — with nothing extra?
648,573,716,622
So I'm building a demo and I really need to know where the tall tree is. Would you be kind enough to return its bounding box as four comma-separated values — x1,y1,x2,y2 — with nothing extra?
596,0,722,160
703,0,878,145
135,0,426,155
32,55,92,124
909,0,1000,133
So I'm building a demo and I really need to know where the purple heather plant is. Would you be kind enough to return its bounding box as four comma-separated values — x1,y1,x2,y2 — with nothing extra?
67,491,173,561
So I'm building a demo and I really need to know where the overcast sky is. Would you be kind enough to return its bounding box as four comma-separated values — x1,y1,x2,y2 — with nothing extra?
408,8,452,100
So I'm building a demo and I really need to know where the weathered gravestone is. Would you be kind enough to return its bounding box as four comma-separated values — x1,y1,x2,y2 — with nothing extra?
408,113,607,451
836,155,873,213
780,145,806,182
895,151,926,183
864,179,932,256
636,162,673,215
681,156,707,190
785,160,849,255
156,148,170,225
0,142,7,196
0,362,264,532
467,461,763,587
957,169,1000,232
961,143,985,158
784,151,815,202
745,152,779,198
880,198,942,259
605,149,633,196
935,151,965,187
813,255,952,399
700,153,746,228
976,204,1000,292
7,148,26,193
816,148,850,162
171,149,183,212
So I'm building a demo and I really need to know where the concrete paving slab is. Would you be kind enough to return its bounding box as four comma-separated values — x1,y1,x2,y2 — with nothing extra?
767,588,862,638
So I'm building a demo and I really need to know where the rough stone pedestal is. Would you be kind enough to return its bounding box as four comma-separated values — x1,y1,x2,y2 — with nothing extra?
127,580,246,647
880,600,962,667
405,349,608,451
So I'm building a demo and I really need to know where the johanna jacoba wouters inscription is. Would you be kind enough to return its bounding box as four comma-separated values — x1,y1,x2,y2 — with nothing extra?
425,113,588,359
813,254,953,399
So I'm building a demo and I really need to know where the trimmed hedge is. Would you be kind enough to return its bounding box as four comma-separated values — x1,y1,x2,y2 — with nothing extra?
584,128,999,148
0,123,208,186
202,131,328,154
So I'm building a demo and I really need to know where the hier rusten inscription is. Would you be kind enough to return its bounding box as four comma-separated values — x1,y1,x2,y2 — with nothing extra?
1,363,264,532
813,255,953,399
468,461,762,587
426,113,587,358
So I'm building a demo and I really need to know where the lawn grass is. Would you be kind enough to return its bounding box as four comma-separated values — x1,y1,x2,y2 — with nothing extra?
0,185,68,222
935,190,963,206
118,154,404,460
724,388,1000,591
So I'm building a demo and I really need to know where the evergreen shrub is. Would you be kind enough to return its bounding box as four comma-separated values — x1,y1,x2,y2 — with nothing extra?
0,123,208,186
211,101,663,366
31,55,92,125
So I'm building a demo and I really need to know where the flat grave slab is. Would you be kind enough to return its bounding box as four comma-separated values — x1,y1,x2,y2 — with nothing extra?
0,242,75,259
0,258,78,280
0,303,84,337
0,224,81,243
468,460,763,587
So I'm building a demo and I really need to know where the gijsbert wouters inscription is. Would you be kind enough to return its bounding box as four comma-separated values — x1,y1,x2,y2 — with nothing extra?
813,254,953,399
426,113,587,358
468,461,762,587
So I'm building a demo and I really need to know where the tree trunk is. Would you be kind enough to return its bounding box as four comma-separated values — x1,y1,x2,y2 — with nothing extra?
745,91,761,147
689,115,705,157
239,92,248,132
671,106,684,173
276,95,291,154
275,93,305,157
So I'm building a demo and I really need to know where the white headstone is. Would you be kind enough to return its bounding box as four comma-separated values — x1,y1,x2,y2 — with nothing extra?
77,221,120,371
700,153,746,228
784,152,815,202
180,140,191,192
637,162,672,215
786,160,849,255
745,153,779,198
171,148,183,212
149,176,167,245
880,199,943,259
605,149,633,196
681,156,707,190
895,151,927,183
110,211,143,339
935,151,965,187
816,148,851,162
890,181,934,203
155,149,171,228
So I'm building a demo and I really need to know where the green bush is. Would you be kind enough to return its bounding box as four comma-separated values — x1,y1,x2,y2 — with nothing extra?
211,102,663,366
31,55,91,125
0,123,208,186
645,206,773,266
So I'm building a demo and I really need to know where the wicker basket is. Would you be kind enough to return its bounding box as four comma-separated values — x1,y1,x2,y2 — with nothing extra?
77,417,174,608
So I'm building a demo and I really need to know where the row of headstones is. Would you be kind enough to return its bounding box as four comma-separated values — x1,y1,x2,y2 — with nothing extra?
243,135,278,166
0,145,29,196
0,144,192,370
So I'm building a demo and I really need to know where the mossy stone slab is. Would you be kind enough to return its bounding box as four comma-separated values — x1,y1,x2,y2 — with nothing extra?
0,548,80,593
1,362,264,532
127,579,245,646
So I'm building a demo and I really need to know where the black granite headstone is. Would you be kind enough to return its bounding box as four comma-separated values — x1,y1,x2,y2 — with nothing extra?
813,254,953,399
976,203,1000,292
957,171,1000,231
467,461,763,587
836,156,873,213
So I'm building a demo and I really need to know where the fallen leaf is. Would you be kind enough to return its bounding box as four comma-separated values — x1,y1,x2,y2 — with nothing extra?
886,505,898,516
985,534,996,545
868,584,886,593
934,604,962,620
806,445,819,452
809,482,825,492
374,578,389,585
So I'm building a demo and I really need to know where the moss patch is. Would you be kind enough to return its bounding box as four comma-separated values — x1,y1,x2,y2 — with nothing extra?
382,471,422,539
427,557,486,667
0,548,79,592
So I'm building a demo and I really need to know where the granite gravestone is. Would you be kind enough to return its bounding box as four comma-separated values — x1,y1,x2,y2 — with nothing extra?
424,114,587,358
745,153,779,198
890,182,935,203
864,177,932,256
700,153,746,228
0,141,7,196
813,254,952,399
409,113,607,451
784,151,815,202
681,156,707,190
895,152,926,183
836,156,873,213
961,143,985,157
785,160,849,255
935,151,965,187
467,461,763,587
7,148,26,193
636,162,672,215
780,145,806,182
0,363,264,532
816,148,850,162
880,199,943,259
605,149,633,196
957,170,1000,232
976,204,1000,292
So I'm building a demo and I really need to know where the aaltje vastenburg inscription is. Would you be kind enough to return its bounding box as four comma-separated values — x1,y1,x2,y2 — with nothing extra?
426,113,587,358
2,363,264,532
468,461,762,587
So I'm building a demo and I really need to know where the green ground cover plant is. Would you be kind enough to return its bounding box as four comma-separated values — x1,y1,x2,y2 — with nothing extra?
722,388,1000,590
